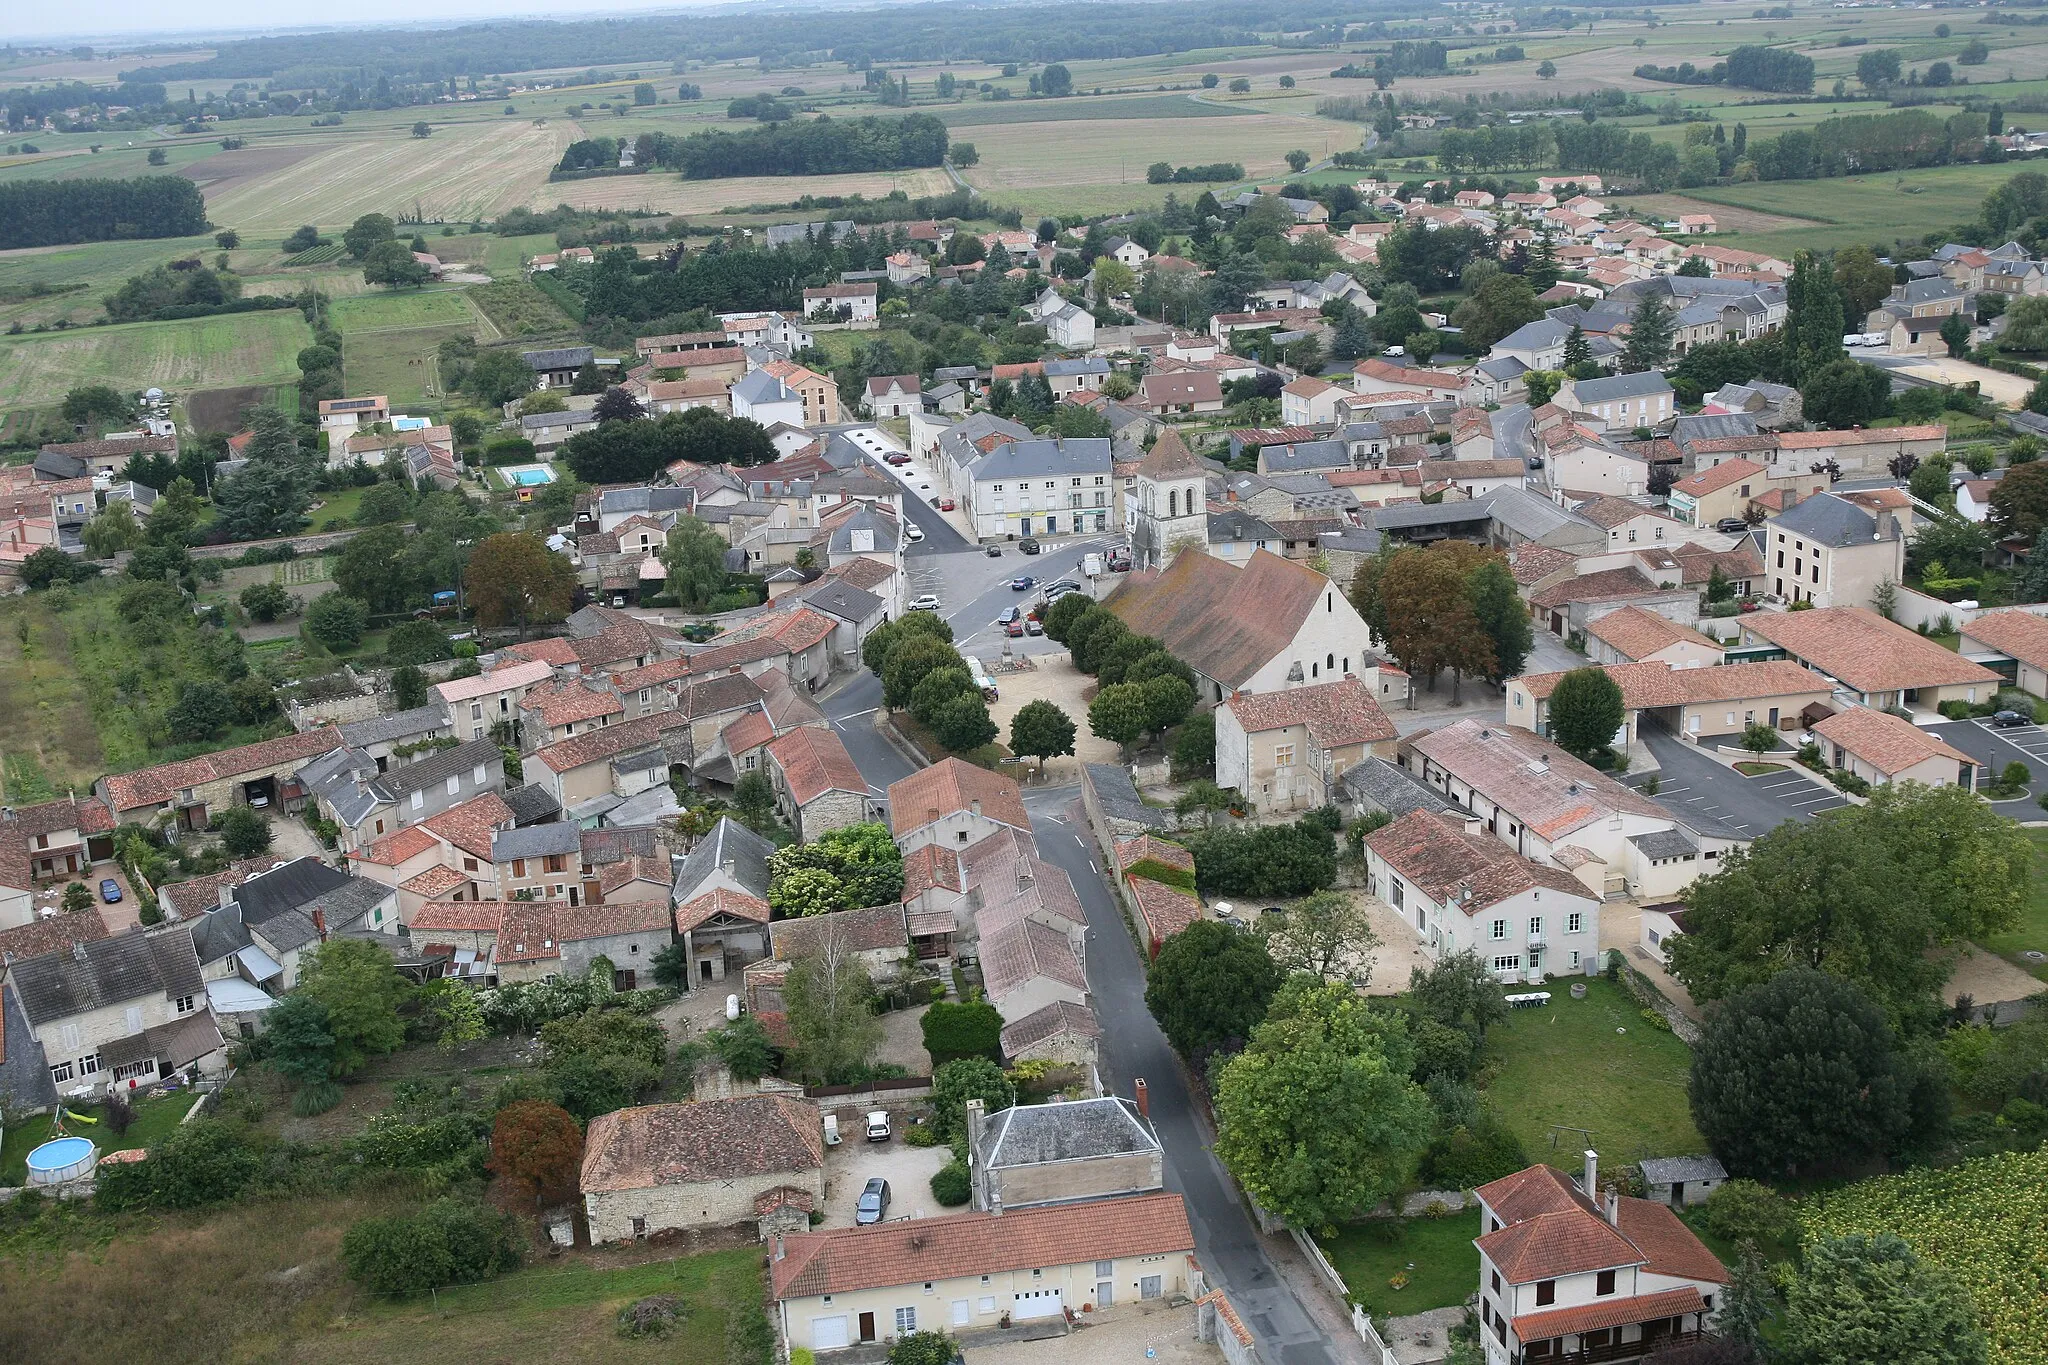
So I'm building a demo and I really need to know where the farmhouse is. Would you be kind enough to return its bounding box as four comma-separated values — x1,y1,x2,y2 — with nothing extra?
583,1096,825,1243
98,727,344,830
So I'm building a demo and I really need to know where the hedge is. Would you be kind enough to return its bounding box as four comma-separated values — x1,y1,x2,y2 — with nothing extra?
1122,857,1196,892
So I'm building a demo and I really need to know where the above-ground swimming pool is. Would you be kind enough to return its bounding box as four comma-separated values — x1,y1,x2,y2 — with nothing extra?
25,1136,96,1184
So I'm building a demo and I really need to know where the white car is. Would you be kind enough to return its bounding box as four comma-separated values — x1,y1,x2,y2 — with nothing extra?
903,523,924,543
908,594,941,611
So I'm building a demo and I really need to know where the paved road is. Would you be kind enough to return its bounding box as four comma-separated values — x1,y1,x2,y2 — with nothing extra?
1024,789,1356,1365
1929,715,2047,809
1626,728,1846,832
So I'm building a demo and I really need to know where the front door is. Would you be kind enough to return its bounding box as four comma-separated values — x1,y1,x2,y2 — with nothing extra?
699,959,714,982
1096,1281,1113,1308
858,1311,876,1342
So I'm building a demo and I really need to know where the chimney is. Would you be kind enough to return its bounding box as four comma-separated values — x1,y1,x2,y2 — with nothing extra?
312,906,328,941
219,881,238,910
1582,1149,1599,1198
1605,1186,1621,1228
72,941,89,962
965,1097,987,1170
970,798,982,818
1135,1077,1150,1118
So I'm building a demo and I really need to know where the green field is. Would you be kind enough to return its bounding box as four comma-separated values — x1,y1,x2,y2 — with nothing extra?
0,310,312,413
345,324,476,409
328,288,483,333
1665,162,2040,255
0,233,221,330
1481,977,1705,1169
1984,828,2048,983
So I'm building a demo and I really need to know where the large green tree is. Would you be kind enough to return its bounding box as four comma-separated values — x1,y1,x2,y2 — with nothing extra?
1009,698,1077,770
1689,969,1918,1177
1788,249,1847,382
1990,459,2048,543
782,933,885,1086
659,514,729,609
1214,978,1434,1227
1778,1233,1986,1365
1619,293,1676,374
1467,557,1532,684
1145,918,1286,1057
297,938,411,1075
1547,667,1625,758
465,533,575,637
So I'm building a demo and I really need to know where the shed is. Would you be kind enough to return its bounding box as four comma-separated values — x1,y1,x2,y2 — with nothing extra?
1638,1155,1728,1208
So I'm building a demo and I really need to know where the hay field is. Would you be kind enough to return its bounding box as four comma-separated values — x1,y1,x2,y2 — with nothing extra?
1672,162,2037,253
961,112,1351,203
328,288,485,334
0,310,311,412
535,167,953,216
0,233,219,330
200,119,570,233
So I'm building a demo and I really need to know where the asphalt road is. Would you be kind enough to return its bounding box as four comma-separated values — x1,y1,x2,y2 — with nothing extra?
1627,727,1847,832
1023,790,1356,1365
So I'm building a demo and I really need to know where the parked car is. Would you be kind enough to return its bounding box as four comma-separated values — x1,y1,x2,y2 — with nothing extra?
985,544,1002,557
98,878,122,904
1017,538,1041,555
1010,576,1036,591
1006,619,1026,637
1106,548,1132,572
855,1177,891,1225
909,594,941,611
939,499,956,511
885,452,912,465
865,1110,891,1142
903,524,925,543
1046,578,1081,593
1992,710,2033,729
1025,618,1044,636
1715,517,1750,535
998,606,1019,625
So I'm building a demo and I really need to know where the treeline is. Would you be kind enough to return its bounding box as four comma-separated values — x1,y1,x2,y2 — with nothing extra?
121,0,1426,84
1635,61,1725,86
1744,107,1989,180
670,113,948,178
0,176,208,249
105,262,238,321
1147,161,1245,183
3,80,169,130
1724,45,1814,94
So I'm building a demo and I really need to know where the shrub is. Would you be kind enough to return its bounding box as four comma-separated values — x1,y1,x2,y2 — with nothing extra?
929,1159,971,1206
616,1294,685,1339
1940,699,1978,720
1697,1177,1799,1247
341,1197,523,1296
1122,856,1196,892
921,998,1004,1066
96,1120,261,1211
1826,767,1872,796
1417,1115,1529,1189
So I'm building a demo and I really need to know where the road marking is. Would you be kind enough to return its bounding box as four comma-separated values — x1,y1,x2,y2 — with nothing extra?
834,707,876,721
1089,860,1097,873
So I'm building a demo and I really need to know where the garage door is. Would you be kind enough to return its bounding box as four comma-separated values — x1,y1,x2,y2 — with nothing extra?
1015,1288,1064,1320
810,1316,849,1350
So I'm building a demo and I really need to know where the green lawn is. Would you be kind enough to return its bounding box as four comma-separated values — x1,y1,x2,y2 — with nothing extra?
1318,1209,1480,1320
0,1093,191,1184
1983,829,2048,982
327,288,479,333
1481,977,1705,1169
0,310,313,414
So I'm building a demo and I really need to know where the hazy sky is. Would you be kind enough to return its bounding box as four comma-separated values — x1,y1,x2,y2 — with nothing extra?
9,0,736,46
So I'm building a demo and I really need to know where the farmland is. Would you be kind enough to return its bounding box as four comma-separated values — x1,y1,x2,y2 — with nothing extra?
0,310,312,414
539,167,955,217
1662,163,2031,255
0,233,220,330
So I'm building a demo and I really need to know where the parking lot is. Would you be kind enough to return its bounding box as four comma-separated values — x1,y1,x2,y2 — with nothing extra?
819,1127,954,1229
1930,716,2048,809
1630,729,1847,834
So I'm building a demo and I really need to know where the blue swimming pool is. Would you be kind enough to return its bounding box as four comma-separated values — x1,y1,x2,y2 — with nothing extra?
509,468,555,486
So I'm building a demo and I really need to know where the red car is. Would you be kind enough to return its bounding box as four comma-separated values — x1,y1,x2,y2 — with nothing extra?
939,499,956,511
885,453,912,466
1005,619,1025,637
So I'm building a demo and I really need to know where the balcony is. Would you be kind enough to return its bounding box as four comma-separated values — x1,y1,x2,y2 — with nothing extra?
1527,932,1546,948
1521,1330,1706,1365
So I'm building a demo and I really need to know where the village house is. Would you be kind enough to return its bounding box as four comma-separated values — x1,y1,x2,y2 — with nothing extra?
7,926,224,1101
1665,459,1828,531
1507,659,1833,750
1763,490,1910,608
864,375,921,419
437,659,555,742
0,797,117,924
1811,706,1977,791
802,283,879,325
584,1096,826,1243
770,1192,1197,1352
1737,607,2001,712
1473,1157,1726,1365
670,816,776,989
1214,677,1398,815
97,727,344,831
296,737,506,853
1580,606,1724,669
1365,809,1602,983
492,898,673,989
966,1094,1165,1213
887,758,1031,854
765,726,872,842
1554,373,1674,432
963,436,1115,541
1280,376,1350,427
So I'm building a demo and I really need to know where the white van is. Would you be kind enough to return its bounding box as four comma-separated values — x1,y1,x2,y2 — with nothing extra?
1082,553,1103,578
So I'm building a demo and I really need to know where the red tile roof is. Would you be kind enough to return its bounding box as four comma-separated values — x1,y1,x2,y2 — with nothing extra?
523,679,625,727
1366,811,1594,914
400,864,469,898
675,886,771,932
766,726,866,806
1528,566,1662,612
1104,548,1336,691
1582,606,1720,662
1615,1199,1727,1283
1962,608,2048,673
1811,706,1973,775
419,792,515,861
351,824,440,867
900,844,964,900
1740,607,1999,695
495,898,569,962
720,708,775,758
1222,676,1396,750
1479,1207,1645,1282
1511,1286,1706,1343
101,726,344,812
410,899,504,933
585,1096,823,1193
0,907,110,963
887,758,1029,837
771,1192,1193,1299
1114,835,1193,875
1126,876,1203,953
999,999,1103,1056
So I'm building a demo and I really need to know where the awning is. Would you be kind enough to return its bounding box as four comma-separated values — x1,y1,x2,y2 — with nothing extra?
100,1013,226,1073
236,943,284,983
205,977,277,1015
1511,1286,1705,1343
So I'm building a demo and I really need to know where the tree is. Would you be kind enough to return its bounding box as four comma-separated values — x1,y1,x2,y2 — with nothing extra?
261,991,337,1088
298,938,411,1075
1009,698,1076,770
1620,292,1675,373
660,515,729,609
1145,918,1286,1056
1450,273,1544,352
62,383,131,430
930,1057,1016,1144
333,523,413,613
219,805,272,859
81,500,146,558
1262,889,1382,986
707,1015,778,1080
1789,250,1847,383
1038,63,1073,96
1141,674,1195,733
592,385,644,424
341,1199,521,1297
931,692,997,752
1467,558,1532,684
1909,459,1953,508
782,927,885,1085
490,1100,583,1207
1549,667,1625,758
61,881,92,913
167,680,235,741
1537,59,1557,78
1738,723,1778,758
1800,358,1891,430
1213,978,1434,1227
1379,545,1495,698
921,999,1004,1066
1941,311,1971,358
468,348,536,405
392,664,430,710
305,592,369,652
1779,1233,1986,1365
1833,244,1897,321
362,238,427,288
1990,460,2048,542
1089,681,1152,754
212,455,313,541
1858,49,1902,89
466,533,575,637
342,212,397,261
1285,148,1311,173
19,545,95,591
1677,255,1712,278
732,771,778,834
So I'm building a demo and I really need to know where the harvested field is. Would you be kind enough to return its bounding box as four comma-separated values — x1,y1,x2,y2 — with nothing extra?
538,167,953,216
203,119,569,233
0,311,311,412
1604,194,1815,238
187,384,287,433
241,267,378,299
963,114,1351,193
329,288,481,334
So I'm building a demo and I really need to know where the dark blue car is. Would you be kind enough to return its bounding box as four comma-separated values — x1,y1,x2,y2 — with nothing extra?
99,878,123,904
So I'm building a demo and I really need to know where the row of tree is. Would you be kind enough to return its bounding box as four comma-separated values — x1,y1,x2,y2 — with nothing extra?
668,113,950,179
0,175,208,248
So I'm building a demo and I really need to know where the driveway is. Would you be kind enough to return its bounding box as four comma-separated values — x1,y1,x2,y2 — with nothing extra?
1628,728,1846,835
820,1136,953,1229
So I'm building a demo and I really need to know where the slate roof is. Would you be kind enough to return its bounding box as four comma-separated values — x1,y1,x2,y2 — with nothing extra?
1639,1155,1728,1185
967,436,1112,483
672,816,775,901
490,820,584,862
339,705,450,749
1339,757,1462,820
1082,763,1169,830
979,1097,1160,1168
582,1096,823,1193
503,784,563,825
10,926,204,1025
1767,491,1893,547
771,1193,1194,1300
522,346,594,371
